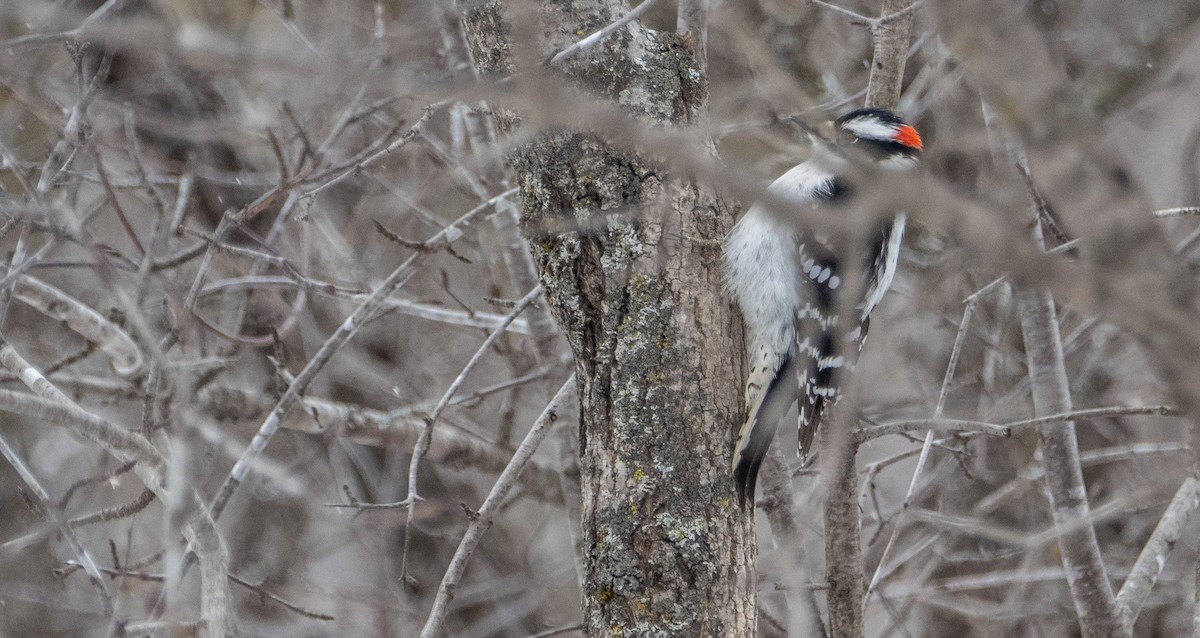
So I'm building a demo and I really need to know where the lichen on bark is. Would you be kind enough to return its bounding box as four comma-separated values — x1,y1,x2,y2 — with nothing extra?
460,0,754,634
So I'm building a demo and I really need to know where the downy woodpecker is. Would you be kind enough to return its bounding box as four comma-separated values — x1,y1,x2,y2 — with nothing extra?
725,108,923,506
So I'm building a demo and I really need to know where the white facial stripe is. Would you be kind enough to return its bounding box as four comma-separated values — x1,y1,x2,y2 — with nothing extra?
841,118,897,143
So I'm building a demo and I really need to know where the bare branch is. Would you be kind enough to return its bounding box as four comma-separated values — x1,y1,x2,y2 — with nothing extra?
13,276,145,378
1017,285,1123,636
858,405,1176,442
549,0,661,66
419,375,575,638
399,286,542,572
825,1,915,635
207,188,515,523
65,564,335,622
0,433,114,619
1153,206,1200,217
1115,476,1200,633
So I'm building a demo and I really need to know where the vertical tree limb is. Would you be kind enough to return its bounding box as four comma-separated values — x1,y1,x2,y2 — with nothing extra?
676,0,708,74
985,89,1125,635
1016,285,1123,637
823,1,915,636
864,0,916,111
760,448,827,638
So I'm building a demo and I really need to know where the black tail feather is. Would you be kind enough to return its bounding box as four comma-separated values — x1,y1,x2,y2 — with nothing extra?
734,354,799,508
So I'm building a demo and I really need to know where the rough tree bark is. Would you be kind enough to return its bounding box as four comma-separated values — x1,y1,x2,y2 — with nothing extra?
459,1,755,636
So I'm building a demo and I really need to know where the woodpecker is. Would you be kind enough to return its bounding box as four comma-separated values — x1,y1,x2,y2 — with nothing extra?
725,108,923,506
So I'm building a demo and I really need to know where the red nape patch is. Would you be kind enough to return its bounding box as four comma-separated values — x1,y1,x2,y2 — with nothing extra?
894,125,923,151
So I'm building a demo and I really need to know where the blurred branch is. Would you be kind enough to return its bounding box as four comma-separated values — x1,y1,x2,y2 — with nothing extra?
1153,207,1200,218
824,1,915,636
0,344,232,636
759,447,828,637
552,396,586,592
984,87,1124,632
676,0,708,73
206,188,515,523
549,0,660,66
1115,476,1200,633
811,0,921,27
0,432,114,620
858,405,1176,442
1017,285,1123,637
417,123,559,358
865,289,979,606
427,1,564,367
419,374,575,638
400,286,542,571
13,276,145,378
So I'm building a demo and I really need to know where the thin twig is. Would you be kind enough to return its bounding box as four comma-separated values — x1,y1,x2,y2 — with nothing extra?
1004,405,1175,430
549,0,660,65
64,564,335,621
1153,206,1200,217
1115,476,1200,633
857,405,1176,442
304,102,445,198
399,286,543,578
864,289,980,606
70,488,157,528
92,147,148,257
0,432,114,619
206,189,515,523
419,375,575,638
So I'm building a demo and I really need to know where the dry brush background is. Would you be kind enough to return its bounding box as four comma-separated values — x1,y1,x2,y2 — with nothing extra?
0,0,1199,636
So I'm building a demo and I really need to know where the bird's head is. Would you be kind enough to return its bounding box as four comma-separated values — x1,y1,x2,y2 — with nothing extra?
834,108,923,165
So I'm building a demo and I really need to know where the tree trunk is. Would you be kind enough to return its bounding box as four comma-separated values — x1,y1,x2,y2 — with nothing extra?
459,1,756,635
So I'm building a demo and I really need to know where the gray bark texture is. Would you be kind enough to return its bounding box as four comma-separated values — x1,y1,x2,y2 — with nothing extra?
1016,285,1123,637
460,1,755,636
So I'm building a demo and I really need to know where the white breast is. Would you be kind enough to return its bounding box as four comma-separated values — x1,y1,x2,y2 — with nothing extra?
724,160,834,358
